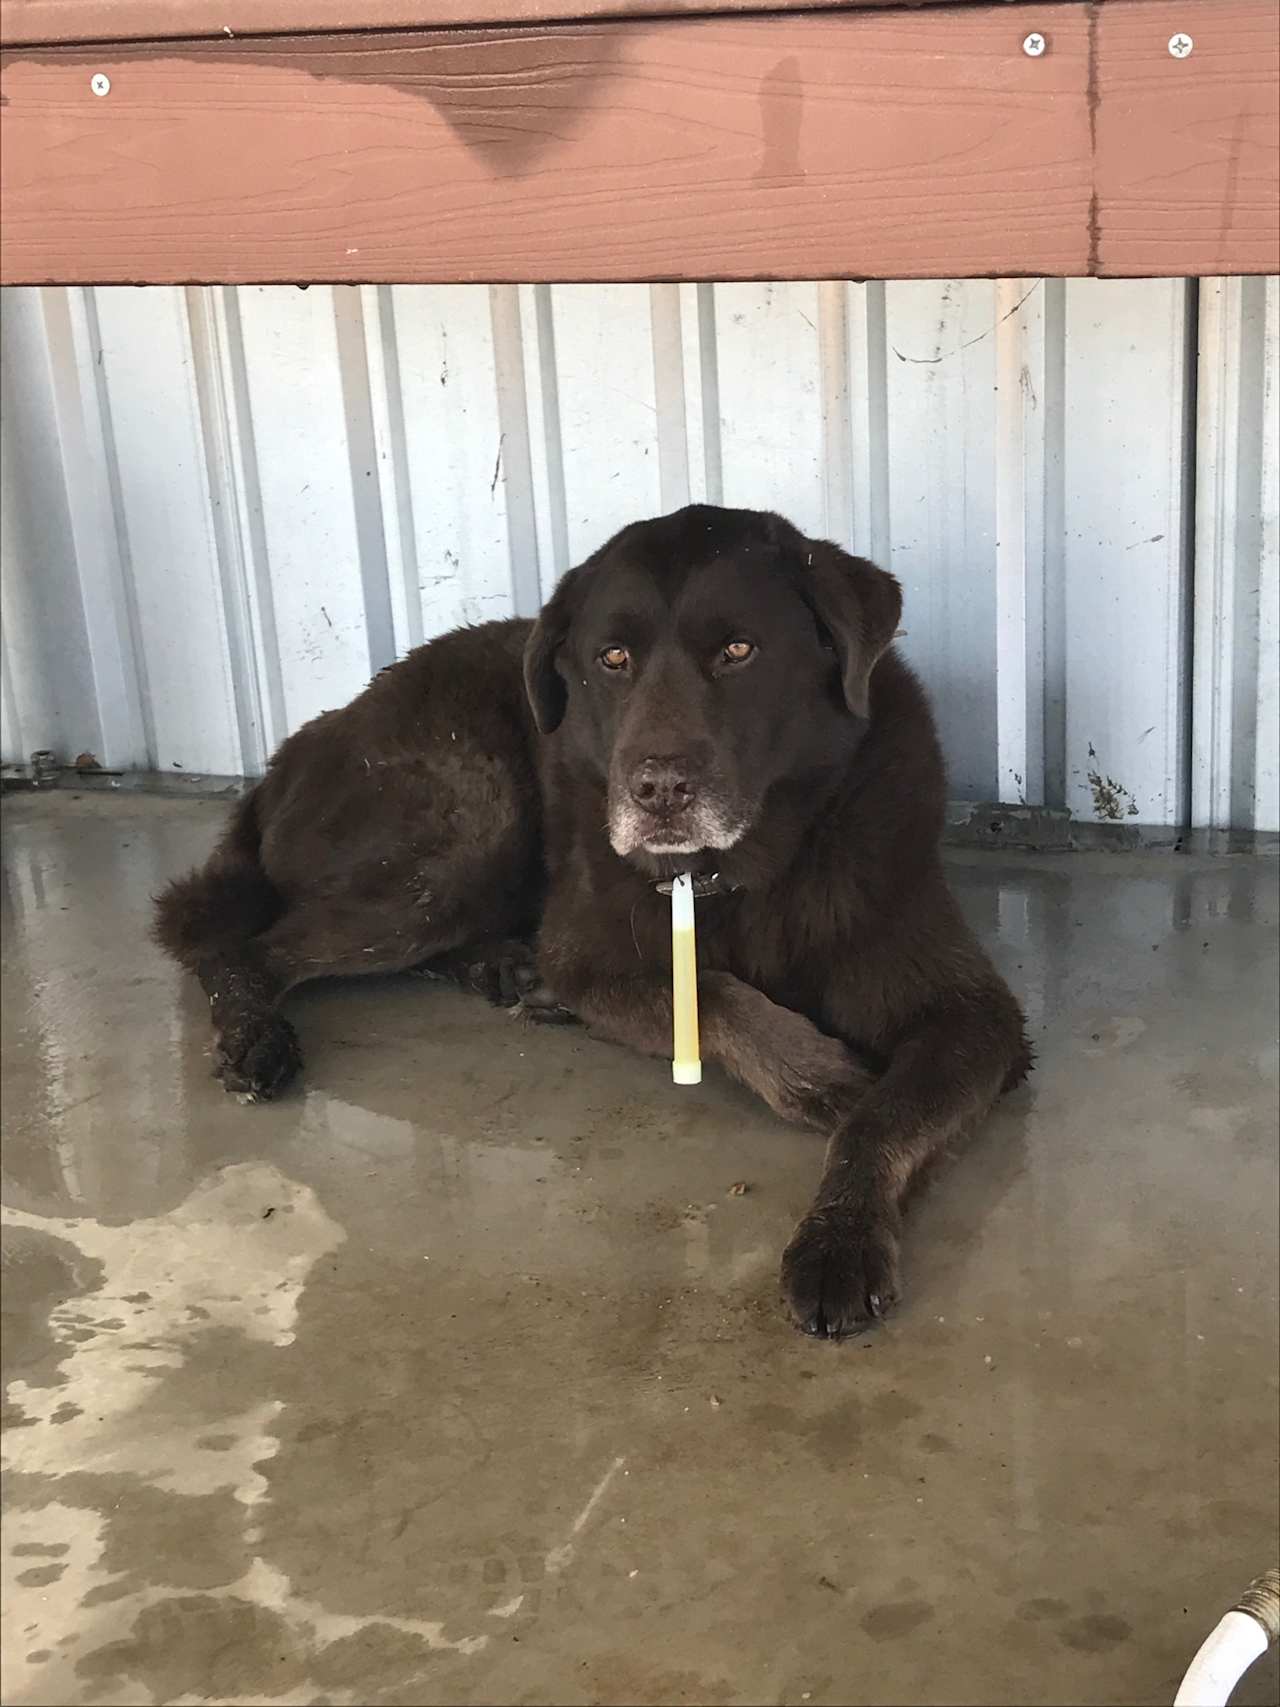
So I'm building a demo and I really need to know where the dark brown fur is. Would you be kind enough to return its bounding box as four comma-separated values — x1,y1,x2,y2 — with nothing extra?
156,505,1031,1337
154,619,545,1095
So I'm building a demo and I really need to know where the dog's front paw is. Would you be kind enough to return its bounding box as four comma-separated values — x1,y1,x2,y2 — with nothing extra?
458,938,539,1007
214,1012,302,1101
509,968,579,1026
513,990,580,1026
780,1202,901,1339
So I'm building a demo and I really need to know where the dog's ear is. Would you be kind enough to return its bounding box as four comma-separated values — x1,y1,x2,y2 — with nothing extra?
800,539,902,719
523,567,581,735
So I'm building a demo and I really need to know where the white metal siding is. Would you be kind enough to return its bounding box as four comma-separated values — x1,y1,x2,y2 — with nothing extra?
2,279,1277,830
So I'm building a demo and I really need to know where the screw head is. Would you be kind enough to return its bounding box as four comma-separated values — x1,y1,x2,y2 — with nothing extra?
90,72,111,96
1022,32,1047,57
1168,33,1193,57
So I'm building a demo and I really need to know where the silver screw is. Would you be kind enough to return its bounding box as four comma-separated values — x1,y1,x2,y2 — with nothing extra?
1022,32,1047,57
1168,32,1193,57
90,72,111,96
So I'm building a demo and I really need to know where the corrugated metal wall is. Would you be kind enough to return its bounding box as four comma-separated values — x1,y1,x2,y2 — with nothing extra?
2,278,1276,829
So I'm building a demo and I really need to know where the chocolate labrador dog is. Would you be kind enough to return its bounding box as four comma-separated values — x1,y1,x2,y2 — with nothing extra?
157,504,1030,1336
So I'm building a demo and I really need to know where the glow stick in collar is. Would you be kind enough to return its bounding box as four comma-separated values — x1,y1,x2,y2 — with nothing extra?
670,872,701,1085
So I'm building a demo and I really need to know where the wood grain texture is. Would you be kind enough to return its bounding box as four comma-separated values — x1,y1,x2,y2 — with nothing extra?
2,1,1275,285
0,0,1012,48
0,10,1096,284
1094,0,1280,275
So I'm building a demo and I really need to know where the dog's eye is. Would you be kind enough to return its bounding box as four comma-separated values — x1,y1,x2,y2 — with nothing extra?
722,640,755,665
599,646,630,671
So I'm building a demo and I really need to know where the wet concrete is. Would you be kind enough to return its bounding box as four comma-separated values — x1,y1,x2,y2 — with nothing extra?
2,791,1277,1707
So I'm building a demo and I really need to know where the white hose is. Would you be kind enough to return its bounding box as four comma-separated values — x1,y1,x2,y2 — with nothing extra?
1174,1569,1280,1707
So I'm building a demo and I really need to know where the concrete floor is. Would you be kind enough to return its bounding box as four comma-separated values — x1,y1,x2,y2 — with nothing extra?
2,792,1277,1707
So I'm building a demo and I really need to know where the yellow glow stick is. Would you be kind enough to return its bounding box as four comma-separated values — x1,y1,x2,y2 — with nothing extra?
671,872,701,1085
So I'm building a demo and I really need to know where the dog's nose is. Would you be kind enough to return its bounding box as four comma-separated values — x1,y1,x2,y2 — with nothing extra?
629,757,697,814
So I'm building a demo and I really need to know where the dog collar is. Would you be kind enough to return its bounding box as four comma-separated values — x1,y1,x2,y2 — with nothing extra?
653,873,740,898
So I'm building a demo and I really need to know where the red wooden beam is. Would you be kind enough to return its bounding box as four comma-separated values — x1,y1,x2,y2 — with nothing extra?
0,0,1274,284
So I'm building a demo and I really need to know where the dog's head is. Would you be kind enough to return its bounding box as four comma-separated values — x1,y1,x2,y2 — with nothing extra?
523,506,901,870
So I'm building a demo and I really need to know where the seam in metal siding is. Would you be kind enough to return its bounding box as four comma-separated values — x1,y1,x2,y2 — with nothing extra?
1192,276,1280,833
2,279,1277,831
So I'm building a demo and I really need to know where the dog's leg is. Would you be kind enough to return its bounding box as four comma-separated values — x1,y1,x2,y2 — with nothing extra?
156,795,301,1100
200,903,480,1101
541,966,874,1132
781,992,1030,1338
195,950,300,1101
194,909,424,1101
